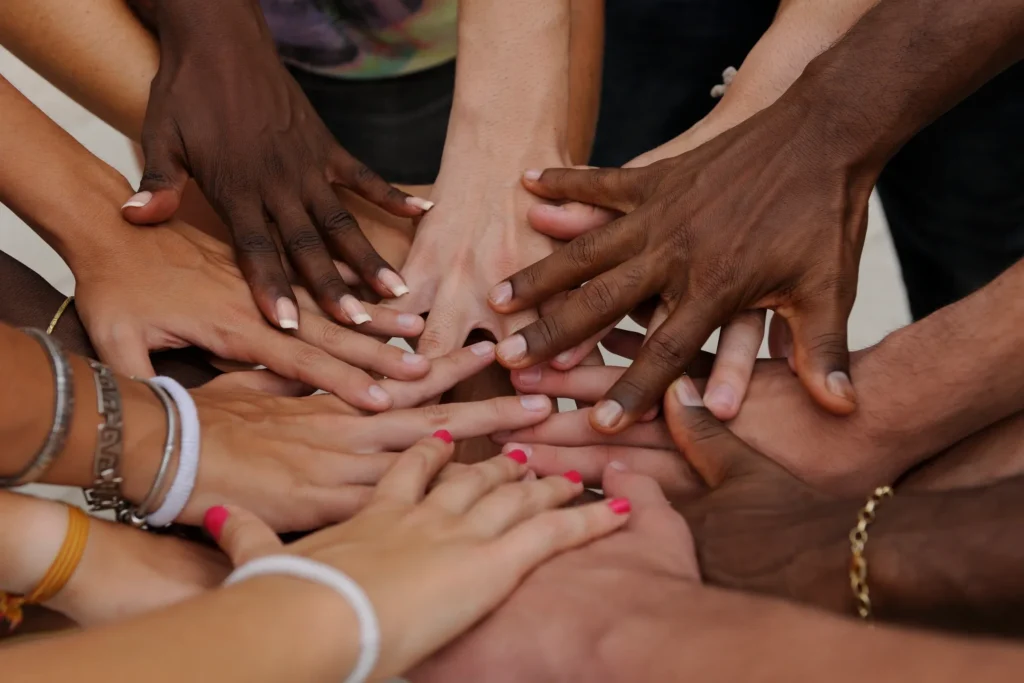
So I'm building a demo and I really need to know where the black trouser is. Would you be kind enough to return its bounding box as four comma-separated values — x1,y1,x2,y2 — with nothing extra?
293,0,1024,319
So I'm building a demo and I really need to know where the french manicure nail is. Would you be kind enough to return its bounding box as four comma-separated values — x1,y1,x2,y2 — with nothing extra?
433,429,453,444
340,295,372,325
497,334,528,363
402,352,426,366
367,384,391,405
469,341,495,357
523,169,542,181
554,350,575,366
378,269,410,297
673,378,704,407
203,506,229,540
121,190,153,209
704,384,736,414
398,314,422,330
608,498,632,515
609,460,629,472
489,281,513,306
563,470,583,484
592,400,624,429
505,449,528,464
520,395,550,411
516,366,542,385
406,196,435,212
826,371,856,403
275,298,299,330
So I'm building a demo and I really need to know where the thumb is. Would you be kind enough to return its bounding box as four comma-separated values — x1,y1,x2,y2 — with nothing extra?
785,300,856,416
664,377,771,488
521,166,651,213
527,201,620,240
204,505,284,567
91,325,156,378
122,134,189,225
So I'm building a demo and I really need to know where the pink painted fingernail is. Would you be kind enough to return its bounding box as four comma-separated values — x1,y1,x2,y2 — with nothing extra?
340,295,372,325
673,378,704,407
377,269,410,297
515,366,542,385
433,429,453,444
505,449,528,464
489,281,513,306
608,498,632,515
121,190,152,209
497,334,528,363
402,352,427,366
563,470,583,484
203,506,229,540
275,298,299,330
520,395,550,411
406,196,435,212
367,385,391,405
469,341,495,357
523,169,542,181
592,400,624,429
502,443,533,457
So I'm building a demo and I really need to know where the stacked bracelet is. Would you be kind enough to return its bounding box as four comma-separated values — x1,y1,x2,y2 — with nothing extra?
225,556,380,683
1,329,74,488
120,380,178,528
83,360,126,513
146,377,200,528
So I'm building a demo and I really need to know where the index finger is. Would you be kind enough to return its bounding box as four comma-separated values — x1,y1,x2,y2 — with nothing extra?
521,166,652,212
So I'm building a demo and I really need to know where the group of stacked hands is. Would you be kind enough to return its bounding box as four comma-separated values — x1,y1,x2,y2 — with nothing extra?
1,0,1024,680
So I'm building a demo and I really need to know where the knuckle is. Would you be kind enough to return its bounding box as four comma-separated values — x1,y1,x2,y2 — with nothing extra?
285,228,325,256
321,210,359,239
643,333,687,373
564,234,599,270
579,278,619,318
316,321,352,350
234,231,278,255
419,403,454,428
530,316,568,352
351,163,380,186
292,344,327,370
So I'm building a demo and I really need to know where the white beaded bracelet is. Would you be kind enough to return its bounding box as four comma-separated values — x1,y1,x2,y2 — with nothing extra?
225,555,380,683
146,377,200,527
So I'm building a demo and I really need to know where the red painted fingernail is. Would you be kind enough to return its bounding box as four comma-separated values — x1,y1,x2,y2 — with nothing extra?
563,470,583,484
203,506,229,540
433,430,453,444
505,449,528,464
608,498,631,515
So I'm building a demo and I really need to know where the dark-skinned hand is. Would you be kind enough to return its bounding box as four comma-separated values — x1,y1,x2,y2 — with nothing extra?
490,95,877,432
122,0,430,329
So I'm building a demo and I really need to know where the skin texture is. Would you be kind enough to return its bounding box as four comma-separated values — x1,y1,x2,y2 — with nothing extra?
0,437,632,682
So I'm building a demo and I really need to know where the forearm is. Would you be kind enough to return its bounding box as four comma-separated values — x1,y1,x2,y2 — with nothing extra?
857,259,1024,477
601,583,1024,682
1,576,356,683
567,0,603,165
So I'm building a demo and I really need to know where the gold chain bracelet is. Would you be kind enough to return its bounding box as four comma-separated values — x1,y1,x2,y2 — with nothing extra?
849,485,893,620
46,295,74,336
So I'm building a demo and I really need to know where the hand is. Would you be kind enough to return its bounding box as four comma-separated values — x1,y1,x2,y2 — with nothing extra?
209,434,631,680
122,0,429,325
73,220,428,411
491,96,876,431
410,462,698,683
125,344,560,532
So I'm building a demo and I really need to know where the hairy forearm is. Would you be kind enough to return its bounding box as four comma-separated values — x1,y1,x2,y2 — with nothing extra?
1,576,355,683
601,583,1024,682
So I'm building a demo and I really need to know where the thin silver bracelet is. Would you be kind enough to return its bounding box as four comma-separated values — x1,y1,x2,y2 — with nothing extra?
83,360,125,512
119,379,177,528
1,328,74,488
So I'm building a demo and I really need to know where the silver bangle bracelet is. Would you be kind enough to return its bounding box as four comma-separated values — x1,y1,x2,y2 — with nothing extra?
83,360,125,512
1,328,75,488
120,379,177,528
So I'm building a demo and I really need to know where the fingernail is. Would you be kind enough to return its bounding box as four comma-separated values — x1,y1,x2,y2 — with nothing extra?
367,384,391,405
563,470,583,484
203,506,229,540
497,334,528,363
406,196,435,212
524,470,538,481
523,169,542,181
489,281,513,306
520,395,550,412
593,400,624,429
537,203,564,212
673,378,704,407
608,498,632,515
553,350,575,366
826,371,856,403
609,460,629,472
433,429,453,444
121,190,152,209
398,314,422,330
505,449,528,464
340,295,372,325
704,384,736,414
378,269,410,297
502,443,533,457
469,341,495,357
402,352,426,366
516,366,543,386
275,298,299,330
639,405,659,422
